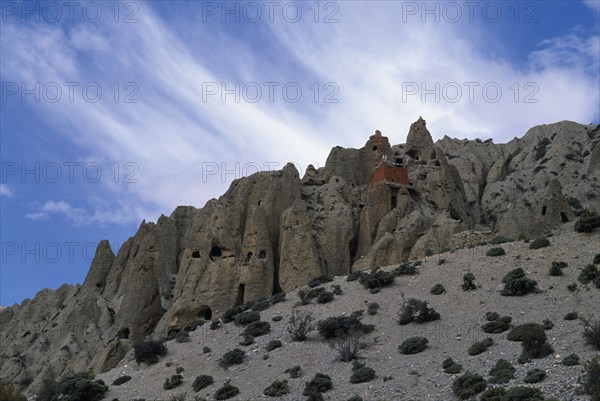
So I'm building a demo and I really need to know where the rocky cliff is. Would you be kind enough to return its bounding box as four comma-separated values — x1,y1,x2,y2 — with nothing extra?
1,118,599,395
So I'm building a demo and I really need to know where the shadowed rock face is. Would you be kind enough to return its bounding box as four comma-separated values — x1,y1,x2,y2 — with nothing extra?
2,119,598,395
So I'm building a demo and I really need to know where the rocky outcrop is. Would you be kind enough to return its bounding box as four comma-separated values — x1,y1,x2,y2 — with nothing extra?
2,118,599,397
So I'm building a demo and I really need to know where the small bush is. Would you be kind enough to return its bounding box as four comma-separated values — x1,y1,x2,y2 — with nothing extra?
394,262,418,276
0,384,26,401
451,372,487,399
430,284,446,295
266,340,282,351
221,306,244,323
501,268,537,296
332,284,343,295
112,375,132,386
502,387,544,401
298,287,325,305
239,335,254,346
398,336,428,354
359,269,395,289
509,324,553,359
398,298,441,325
219,348,246,368
210,320,222,330
490,236,510,244
252,297,271,312
582,316,600,349
202,346,211,354
175,331,191,343
285,365,302,379
214,381,239,400
579,264,599,285
529,237,550,249
562,353,580,366
482,316,512,334
594,253,600,264
317,314,363,339
191,375,213,392
234,310,261,326
486,247,506,257
287,308,315,342
334,328,363,362
243,321,271,337
468,338,493,355
367,302,380,315
442,358,462,374
524,368,546,383
263,380,289,397
574,211,600,232
488,359,515,384
543,319,554,330
49,372,108,401
485,312,500,321
308,274,334,288
271,292,286,304
462,273,477,291
316,291,335,304
347,396,363,401
134,340,167,364
581,355,600,398
567,282,578,291
349,367,375,383
303,373,333,395
163,374,183,390
347,271,367,282
480,387,506,401
564,311,579,320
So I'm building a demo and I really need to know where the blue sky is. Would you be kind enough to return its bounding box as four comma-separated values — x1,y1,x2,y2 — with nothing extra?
1,0,599,306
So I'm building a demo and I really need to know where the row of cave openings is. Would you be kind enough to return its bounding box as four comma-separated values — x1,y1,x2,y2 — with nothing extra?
191,246,267,262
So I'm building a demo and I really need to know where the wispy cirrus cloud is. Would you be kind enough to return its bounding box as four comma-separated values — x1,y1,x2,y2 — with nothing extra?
0,184,14,197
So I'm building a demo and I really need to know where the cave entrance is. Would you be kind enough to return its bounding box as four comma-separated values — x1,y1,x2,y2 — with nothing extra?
561,212,569,222
192,250,201,259
197,306,212,321
541,206,547,216
391,188,398,209
209,246,222,261
235,284,245,306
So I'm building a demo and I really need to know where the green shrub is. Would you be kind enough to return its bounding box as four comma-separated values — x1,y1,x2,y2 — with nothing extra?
266,340,282,351
430,284,446,295
488,359,515,384
582,316,600,349
524,368,546,383
214,381,239,400
221,306,244,323
579,264,599,285
332,284,343,295
491,236,510,244
501,268,537,296
347,271,367,282
394,262,418,276
398,336,428,354
480,387,506,401
175,331,191,343
308,274,334,288
234,310,261,326
243,321,271,337
398,298,440,325
567,282,578,291
263,380,289,397
210,320,222,330
574,211,600,232
239,335,254,346
0,384,27,401
298,287,326,305
316,291,335,304
271,292,286,304
317,314,363,339
509,324,553,359
507,323,541,341
442,358,462,374
549,261,568,276
486,312,500,321
347,396,363,401
367,302,380,315
191,375,213,392
467,338,493,355
581,355,600,398
303,373,333,395
202,346,211,354
287,308,315,341
529,237,550,249
112,375,132,386
563,353,580,366
252,297,271,311
285,365,302,379
462,273,477,291
359,269,395,289
163,374,183,390
451,372,487,399
48,372,108,401
564,311,579,320
349,367,375,383
486,247,506,257
543,319,554,330
502,387,544,401
594,253,600,264
482,316,512,334
133,340,167,364
333,328,364,362
219,348,246,368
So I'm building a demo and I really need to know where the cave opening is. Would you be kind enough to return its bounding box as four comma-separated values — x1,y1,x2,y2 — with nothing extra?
192,250,201,259
235,284,245,306
561,212,569,222
209,246,222,261
198,306,212,321
542,206,547,216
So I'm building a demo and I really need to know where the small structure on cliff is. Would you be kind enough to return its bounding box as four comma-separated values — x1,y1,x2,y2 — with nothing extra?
368,130,411,189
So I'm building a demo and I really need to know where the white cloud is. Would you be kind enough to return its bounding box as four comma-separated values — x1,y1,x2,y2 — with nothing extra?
0,184,14,197
25,200,144,226
1,3,598,224
583,0,600,11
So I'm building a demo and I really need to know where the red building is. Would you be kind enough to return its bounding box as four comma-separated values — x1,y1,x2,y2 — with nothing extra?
368,160,410,189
